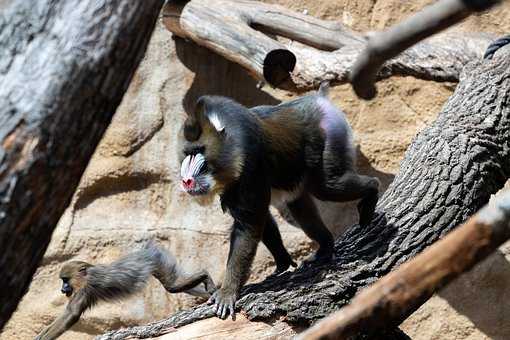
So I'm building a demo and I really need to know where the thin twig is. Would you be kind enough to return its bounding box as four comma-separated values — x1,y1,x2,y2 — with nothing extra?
349,0,502,99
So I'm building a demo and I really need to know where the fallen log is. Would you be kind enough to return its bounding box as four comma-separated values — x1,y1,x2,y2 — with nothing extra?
162,0,495,91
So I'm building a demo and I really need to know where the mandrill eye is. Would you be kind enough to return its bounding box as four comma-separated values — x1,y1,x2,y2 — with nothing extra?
180,153,207,190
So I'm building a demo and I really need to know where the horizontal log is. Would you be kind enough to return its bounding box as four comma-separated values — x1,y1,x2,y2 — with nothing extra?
163,0,495,91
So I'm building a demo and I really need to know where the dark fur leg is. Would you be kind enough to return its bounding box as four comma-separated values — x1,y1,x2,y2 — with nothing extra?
287,194,334,264
208,224,261,320
312,171,379,227
262,213,297,275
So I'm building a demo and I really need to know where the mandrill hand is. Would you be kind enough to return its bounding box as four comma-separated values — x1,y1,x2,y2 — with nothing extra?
207,287,237,320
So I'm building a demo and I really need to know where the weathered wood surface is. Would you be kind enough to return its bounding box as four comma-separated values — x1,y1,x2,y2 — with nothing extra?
0,0,163,329
98,49,510,340
163,0,496,91
299,190,510,339
350,0,503,99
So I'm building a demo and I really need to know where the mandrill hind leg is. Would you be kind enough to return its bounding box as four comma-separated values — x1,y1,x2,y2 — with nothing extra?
313,116,380,227
262,213,297,275
311,171,380,227
287,194,334,264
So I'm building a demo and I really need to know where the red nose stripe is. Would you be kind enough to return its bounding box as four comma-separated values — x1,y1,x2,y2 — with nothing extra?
183,178,194,189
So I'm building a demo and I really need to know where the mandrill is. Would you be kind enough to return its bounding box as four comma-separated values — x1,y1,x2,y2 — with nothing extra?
178,82,380,319
35,241,215,340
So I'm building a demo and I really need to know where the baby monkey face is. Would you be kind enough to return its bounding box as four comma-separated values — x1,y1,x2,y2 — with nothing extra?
61,279,73,297
180,152,215,196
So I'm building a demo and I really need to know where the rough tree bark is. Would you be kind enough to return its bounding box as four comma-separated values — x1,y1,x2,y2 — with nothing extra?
163,0,496,91
0,0,163,329
300,189,510,339
98,47,510,339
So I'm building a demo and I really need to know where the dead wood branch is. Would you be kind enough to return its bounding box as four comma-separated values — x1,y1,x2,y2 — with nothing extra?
163,0,495,91
350,0,503,99
298,190,510,340
0,0,164,329
98,49,510,340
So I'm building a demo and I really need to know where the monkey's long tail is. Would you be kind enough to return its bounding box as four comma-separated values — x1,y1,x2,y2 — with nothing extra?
318,81,330,97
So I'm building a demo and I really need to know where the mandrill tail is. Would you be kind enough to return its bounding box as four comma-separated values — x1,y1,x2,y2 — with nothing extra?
318,81,330,98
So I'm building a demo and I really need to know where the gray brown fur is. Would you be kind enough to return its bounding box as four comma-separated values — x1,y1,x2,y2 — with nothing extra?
35,241,215,340
178,82,379,320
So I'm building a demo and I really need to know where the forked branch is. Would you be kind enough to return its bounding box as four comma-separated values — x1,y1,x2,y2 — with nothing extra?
350,0,503,99
163,0,496,91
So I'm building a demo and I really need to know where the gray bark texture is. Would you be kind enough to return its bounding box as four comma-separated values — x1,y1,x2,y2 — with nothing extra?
0,0,163,329
99,54,510,339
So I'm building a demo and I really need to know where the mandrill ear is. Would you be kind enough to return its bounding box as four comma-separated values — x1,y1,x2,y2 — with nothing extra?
194,96,226,136
191,96,209,120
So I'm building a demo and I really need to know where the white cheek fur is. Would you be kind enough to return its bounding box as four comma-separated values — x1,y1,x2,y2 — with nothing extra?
180,153,206,179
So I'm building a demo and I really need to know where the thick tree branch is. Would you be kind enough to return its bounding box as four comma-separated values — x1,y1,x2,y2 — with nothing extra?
98,49,510,340
0,0,164,329
350,0,503,99
299,190,510,339
163,0,495,91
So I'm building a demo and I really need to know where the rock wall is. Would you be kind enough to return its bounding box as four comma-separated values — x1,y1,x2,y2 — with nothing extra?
2,1,510,339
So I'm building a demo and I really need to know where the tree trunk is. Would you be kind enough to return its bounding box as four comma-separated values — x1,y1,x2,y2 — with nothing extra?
299,189,510,339
0,0,163,329
98,52,510,339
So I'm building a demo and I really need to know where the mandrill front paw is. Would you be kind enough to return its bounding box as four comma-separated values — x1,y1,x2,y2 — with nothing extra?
207,287,238,320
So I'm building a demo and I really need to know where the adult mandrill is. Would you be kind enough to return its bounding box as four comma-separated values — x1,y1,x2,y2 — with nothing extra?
178,83,380,320
35,241,215,340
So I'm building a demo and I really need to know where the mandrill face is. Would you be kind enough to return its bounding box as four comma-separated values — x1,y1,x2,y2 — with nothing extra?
180,152,216,196
178,96,244,199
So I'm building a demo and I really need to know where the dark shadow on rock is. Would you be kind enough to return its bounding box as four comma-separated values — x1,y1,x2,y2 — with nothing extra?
74,173,164,212
437,249,510,340
174,36,280,113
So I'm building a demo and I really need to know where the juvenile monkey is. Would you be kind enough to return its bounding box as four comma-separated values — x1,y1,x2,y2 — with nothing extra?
35,241,215,340
178,83,380,319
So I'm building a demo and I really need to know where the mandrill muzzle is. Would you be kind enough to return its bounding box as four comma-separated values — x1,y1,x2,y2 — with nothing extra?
180,153,208,194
